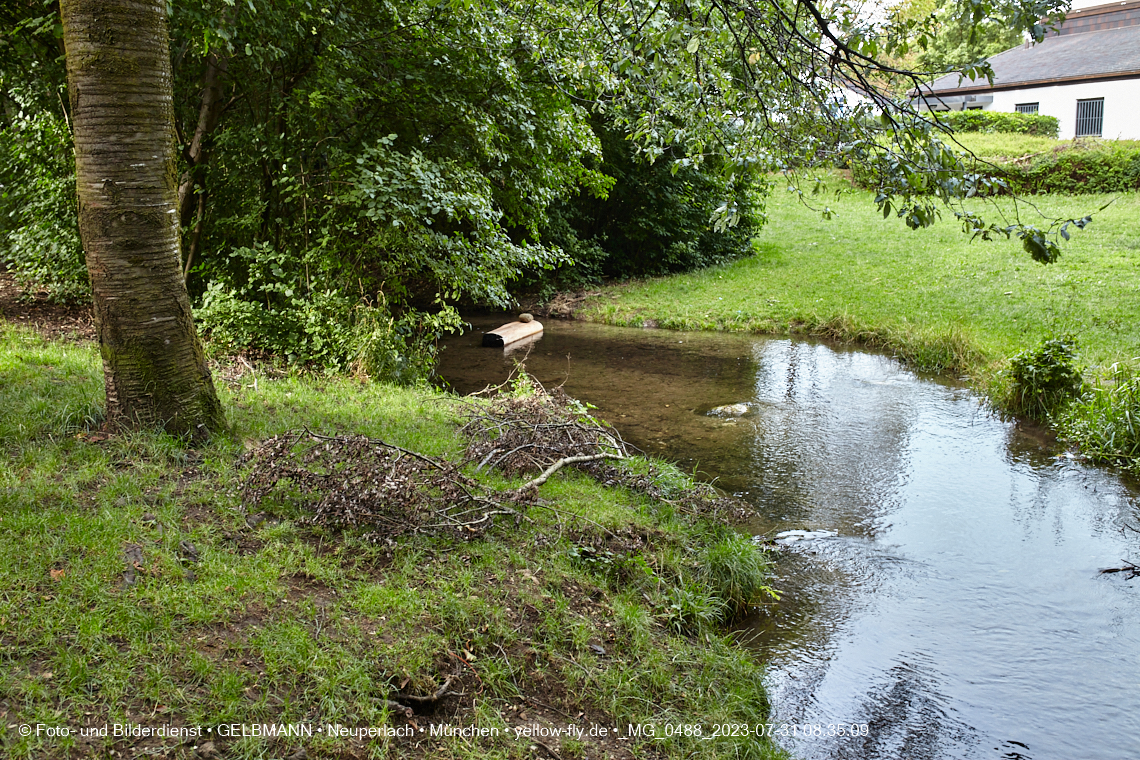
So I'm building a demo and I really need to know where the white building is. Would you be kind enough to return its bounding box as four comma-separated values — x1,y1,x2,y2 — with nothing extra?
915,1,1140,139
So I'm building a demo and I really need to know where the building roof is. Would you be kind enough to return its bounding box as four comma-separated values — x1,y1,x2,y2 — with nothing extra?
924,23,1140,94
1048,0,1140,37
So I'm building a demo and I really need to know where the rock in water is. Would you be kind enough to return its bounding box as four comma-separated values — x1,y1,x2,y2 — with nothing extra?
709,403,750,417
518,313,534,323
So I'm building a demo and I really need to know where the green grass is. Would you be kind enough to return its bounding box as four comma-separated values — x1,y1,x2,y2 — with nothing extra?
580,178,1140,464
583,180,1140,379
949,132,1140,159
950,132,1068,159
0,325,788,760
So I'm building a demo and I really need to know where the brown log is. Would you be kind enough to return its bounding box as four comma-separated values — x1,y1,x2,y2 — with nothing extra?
482,320,543,347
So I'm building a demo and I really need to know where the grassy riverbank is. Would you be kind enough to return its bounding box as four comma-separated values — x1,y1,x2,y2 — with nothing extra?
0,326,787,760
582,180,1140,385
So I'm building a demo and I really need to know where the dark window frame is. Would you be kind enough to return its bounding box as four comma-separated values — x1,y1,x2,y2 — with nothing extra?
1015,102,1040,114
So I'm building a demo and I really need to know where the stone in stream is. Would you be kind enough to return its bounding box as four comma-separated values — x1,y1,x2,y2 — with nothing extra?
708,403,750,417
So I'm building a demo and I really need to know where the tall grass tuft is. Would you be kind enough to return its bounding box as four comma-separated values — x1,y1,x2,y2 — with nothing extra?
816,314,983,375
1058,361,1140,472
700,533,776,617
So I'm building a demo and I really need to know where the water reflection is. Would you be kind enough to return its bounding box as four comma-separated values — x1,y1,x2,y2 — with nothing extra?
437,316,1140,760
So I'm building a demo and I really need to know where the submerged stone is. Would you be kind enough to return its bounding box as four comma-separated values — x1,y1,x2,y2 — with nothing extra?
708,403,750,417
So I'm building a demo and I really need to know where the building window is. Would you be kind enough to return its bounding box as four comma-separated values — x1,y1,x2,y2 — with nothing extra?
1075,98,1104,137
1015,102,1039,114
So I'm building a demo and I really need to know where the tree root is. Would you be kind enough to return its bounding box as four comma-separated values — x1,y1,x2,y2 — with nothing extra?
392,675,457,707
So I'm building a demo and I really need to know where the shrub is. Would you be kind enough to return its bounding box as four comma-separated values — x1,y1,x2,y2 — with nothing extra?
856,139,1140,196
1004,143,1140,194
0,86,88,300
195,247,460,384
1005,337,1083,419
936,110,1059,138
1057,362,1140,472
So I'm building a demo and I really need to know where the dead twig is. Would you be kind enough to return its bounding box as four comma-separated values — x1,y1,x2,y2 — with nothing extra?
238,429,516,540
1099,560,1140,579
393,676,456,705
533,739,563,760
516,453,626,493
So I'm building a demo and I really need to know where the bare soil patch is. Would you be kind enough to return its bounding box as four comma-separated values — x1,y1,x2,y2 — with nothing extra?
0,270,94,340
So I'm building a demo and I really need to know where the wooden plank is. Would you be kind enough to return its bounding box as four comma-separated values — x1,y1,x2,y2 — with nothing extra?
482,320,544,347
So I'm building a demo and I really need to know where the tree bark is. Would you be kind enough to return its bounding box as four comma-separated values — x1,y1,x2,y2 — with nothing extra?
61,0,224,437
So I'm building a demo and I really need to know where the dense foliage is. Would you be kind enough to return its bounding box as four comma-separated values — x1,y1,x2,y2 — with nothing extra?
937,109,1059,137
0,83,85,300
892,0,1023,73
2,0,1077,378
537,126,760,289
1003,143,1140,195
1006,337,1082,419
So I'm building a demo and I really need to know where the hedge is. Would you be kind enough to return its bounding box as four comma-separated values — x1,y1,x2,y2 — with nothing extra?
934,110,1060,138
1002,143,1140,194
852,142,1140,195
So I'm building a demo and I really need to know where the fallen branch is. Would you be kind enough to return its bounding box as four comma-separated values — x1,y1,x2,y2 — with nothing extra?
393,676,456,705
419,508,529,531
515,453,625,493
1099,560,1139,579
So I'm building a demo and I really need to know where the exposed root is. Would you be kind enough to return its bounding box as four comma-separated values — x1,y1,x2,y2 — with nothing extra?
393,675,458,706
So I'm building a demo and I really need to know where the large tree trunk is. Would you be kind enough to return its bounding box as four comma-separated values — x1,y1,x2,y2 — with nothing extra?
61,0,224,437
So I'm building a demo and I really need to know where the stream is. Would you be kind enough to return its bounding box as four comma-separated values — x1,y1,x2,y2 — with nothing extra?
436,316,1140,760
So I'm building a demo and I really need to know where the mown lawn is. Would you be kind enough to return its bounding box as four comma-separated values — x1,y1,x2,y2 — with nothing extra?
951,133,1140,159
583,179,1140,377
0,326,787,760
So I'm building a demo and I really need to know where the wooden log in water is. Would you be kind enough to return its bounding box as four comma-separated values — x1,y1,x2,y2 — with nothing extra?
482,320,543,347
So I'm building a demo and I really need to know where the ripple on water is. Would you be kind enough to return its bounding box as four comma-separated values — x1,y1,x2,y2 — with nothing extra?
438,317,1140,760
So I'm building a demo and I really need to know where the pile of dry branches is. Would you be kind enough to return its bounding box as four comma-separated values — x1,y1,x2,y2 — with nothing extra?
236,378,749,542
238,429,521,539
459,380,629,491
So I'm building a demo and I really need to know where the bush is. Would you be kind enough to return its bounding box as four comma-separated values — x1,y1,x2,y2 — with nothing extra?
0,86,88,300
1004,143,1140,194
936,110,1059,138
856,137,1140,196
534,126,759,289
1005,337,1083,419
194,243,460,383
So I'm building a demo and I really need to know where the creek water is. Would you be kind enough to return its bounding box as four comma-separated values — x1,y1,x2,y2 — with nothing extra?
436,316,1140,760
